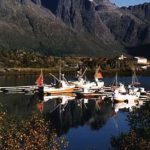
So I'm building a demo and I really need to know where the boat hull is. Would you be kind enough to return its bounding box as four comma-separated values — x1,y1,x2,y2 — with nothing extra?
44,86,75,94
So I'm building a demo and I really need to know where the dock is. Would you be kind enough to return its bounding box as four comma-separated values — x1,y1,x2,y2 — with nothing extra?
0,85,38,94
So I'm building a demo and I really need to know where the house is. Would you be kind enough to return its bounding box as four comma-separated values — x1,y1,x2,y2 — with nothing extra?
118,54,127,60
134,57,148,65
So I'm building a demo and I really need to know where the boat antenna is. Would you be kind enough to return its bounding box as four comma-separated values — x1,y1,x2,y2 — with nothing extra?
49,73,60,82
131,69,140,86
111,72,118,87
115,72,118,87
81,67,87,78
59,58,62,81
61,74,69,84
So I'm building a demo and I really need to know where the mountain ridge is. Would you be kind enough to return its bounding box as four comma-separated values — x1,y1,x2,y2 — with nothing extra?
0,0,149,57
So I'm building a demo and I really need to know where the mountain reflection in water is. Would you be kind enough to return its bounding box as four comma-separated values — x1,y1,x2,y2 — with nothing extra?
1,76,150,149
35,92,147,139
37,96,117,136
0,92,147,150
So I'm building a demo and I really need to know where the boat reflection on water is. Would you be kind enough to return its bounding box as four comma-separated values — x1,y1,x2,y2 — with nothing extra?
113,99,145,113
35,92,146,138
36,95,113,136
36,93,76,113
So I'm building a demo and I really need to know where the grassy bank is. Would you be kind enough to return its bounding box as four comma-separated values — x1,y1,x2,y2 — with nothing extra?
0,49,150,77
0,67,150,77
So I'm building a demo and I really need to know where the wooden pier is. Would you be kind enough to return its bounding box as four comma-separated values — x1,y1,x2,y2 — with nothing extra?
0,85,38,94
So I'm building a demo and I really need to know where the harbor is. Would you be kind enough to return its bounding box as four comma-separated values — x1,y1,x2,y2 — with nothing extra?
0,72,150,150
0,68,150,102
0,0,150,149
0,74,150,150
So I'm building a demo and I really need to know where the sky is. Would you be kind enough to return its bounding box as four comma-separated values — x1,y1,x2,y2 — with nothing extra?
111,0,150,7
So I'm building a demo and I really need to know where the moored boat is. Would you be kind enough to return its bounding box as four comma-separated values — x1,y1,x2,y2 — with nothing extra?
70,66,104,90
93,66,104,89
44,80,75,94
35,69,75,94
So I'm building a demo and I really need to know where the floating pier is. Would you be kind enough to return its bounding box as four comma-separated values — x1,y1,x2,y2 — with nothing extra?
0,85,38,94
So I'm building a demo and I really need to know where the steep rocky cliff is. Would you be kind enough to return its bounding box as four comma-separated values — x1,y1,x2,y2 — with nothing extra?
41,0,117,42
0,0,123,56
0,0,149,57
45,0,150,47
121,3,150,57
122,3,150,24
40,0,150,56
98,3,150,46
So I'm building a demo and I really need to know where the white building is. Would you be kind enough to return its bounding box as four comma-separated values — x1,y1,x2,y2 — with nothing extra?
134,57,148,65
118,54,127,60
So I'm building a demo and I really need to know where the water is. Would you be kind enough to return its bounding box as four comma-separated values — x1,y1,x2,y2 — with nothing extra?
0,75,150,150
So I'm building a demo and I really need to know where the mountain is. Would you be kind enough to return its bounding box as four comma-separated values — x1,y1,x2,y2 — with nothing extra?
122,3,150,24
47,0,150,47
121,3,150,57
0,0,122,56
0,0,149,57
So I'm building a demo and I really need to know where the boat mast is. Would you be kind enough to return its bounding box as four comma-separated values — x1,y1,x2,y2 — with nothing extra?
81,67,87,78
132,71,135,85
131,70,140,86
59,59,62,81
115,72,118,87
115,60,119,87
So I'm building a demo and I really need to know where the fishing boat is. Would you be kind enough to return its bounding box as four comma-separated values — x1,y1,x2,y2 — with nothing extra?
69,67,93,89
92,66,104,89
44,80,75,94
111,72,126,93
44,72,76,94
127,70,149,98
70,66,104,90
127,71,141,93
35,69,75,94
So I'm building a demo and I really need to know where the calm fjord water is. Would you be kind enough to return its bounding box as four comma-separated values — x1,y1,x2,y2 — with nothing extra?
0,75,150,150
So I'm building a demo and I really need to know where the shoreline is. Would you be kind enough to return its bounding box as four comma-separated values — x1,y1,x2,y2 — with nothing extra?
0,68,150,77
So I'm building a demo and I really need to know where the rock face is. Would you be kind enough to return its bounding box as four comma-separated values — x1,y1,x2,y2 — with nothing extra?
0,0,122,56
46,0,150,47
122,3,150,24
42,0,117,40
121,3,150,46
31,0,41,5
32,0,150,57
0,0,150,57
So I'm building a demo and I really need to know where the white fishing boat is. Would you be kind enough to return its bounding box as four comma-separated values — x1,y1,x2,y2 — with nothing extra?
72,78,96,90
111,72,126,93
70,67,94,89
44,80,75,94
115,83,126,93
35,68,75,94
127,71,149,98
70,66,104,91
